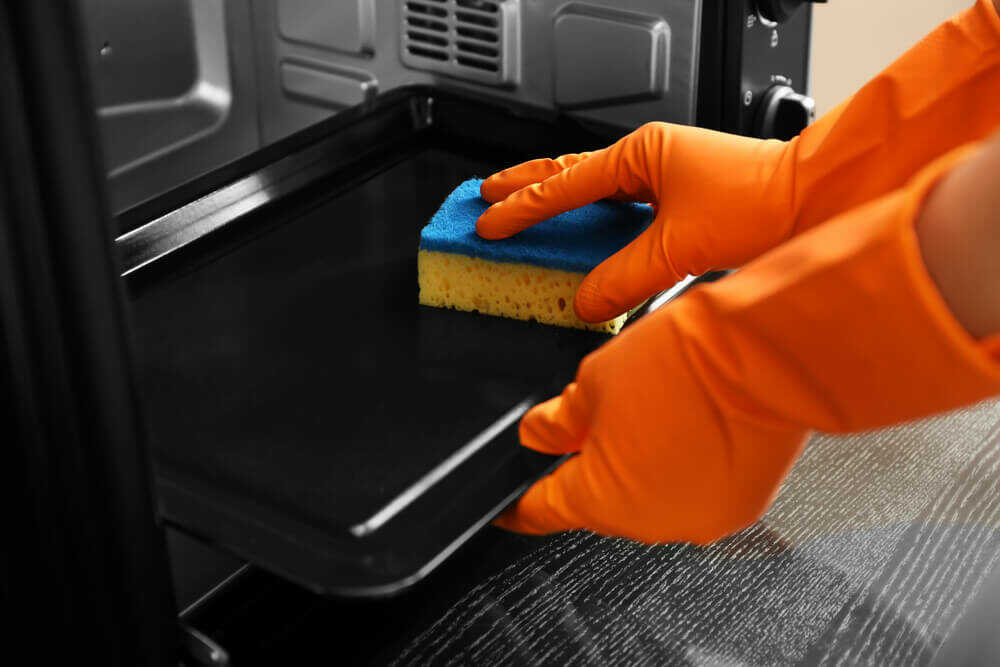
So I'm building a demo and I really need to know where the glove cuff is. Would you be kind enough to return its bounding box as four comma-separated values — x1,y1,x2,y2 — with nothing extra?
680,143,1000,434
789,0,1000,236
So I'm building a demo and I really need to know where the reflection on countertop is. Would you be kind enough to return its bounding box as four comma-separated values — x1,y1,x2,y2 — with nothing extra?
395,398,1000,665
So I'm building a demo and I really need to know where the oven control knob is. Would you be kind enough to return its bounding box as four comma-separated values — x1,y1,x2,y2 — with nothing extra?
755,84,815,140
757,0,826,24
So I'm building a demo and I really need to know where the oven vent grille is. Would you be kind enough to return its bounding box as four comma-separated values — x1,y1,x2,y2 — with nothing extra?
401,0,519,86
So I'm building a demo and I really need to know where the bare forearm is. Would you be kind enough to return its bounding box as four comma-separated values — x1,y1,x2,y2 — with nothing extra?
916,133,1000,339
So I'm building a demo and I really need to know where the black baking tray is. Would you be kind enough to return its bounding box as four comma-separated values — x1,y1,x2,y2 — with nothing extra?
124,89,637,597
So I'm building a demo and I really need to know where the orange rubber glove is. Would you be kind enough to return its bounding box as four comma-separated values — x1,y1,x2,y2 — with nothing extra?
478,0,1000,324
495,145,1000,545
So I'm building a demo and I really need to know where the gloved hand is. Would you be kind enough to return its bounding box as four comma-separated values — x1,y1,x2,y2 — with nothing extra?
478,0,1000,324
495,145,1000,544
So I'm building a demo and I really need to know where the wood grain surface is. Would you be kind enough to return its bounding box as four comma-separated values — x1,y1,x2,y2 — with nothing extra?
394,399,1000,665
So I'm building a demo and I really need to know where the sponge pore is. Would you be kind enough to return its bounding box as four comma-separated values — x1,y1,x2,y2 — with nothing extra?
418,178,653,333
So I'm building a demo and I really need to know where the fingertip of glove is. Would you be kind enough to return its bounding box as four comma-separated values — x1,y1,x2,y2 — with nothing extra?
492,507,539,534
474,205,511,240
518,434,569,456
480,175,507,204
493,477,578,536
519,400,586,455
573,276,620,323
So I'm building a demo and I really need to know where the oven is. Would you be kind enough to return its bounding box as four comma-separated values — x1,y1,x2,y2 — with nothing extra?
21,2,1000,665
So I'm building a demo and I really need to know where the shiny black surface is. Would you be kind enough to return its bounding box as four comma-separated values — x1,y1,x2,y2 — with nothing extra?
129,128,614,595
697,0,813,136
757,0,823,24
0,2,178,664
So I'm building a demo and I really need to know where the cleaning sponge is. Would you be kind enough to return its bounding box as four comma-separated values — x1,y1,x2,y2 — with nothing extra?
418,179,653,333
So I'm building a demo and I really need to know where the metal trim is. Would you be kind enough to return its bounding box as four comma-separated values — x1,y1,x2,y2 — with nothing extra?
116,100,419,276
350,398,534,537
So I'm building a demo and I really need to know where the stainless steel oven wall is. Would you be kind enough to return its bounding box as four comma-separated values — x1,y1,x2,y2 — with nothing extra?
251,0,701,144
80,0,260,213
82,0,700,212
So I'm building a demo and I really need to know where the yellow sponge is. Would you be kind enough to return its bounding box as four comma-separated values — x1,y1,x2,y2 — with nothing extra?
418,250,626,334
418,179,652,333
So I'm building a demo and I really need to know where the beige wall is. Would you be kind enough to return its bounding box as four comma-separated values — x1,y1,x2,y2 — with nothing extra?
810,0,973,116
